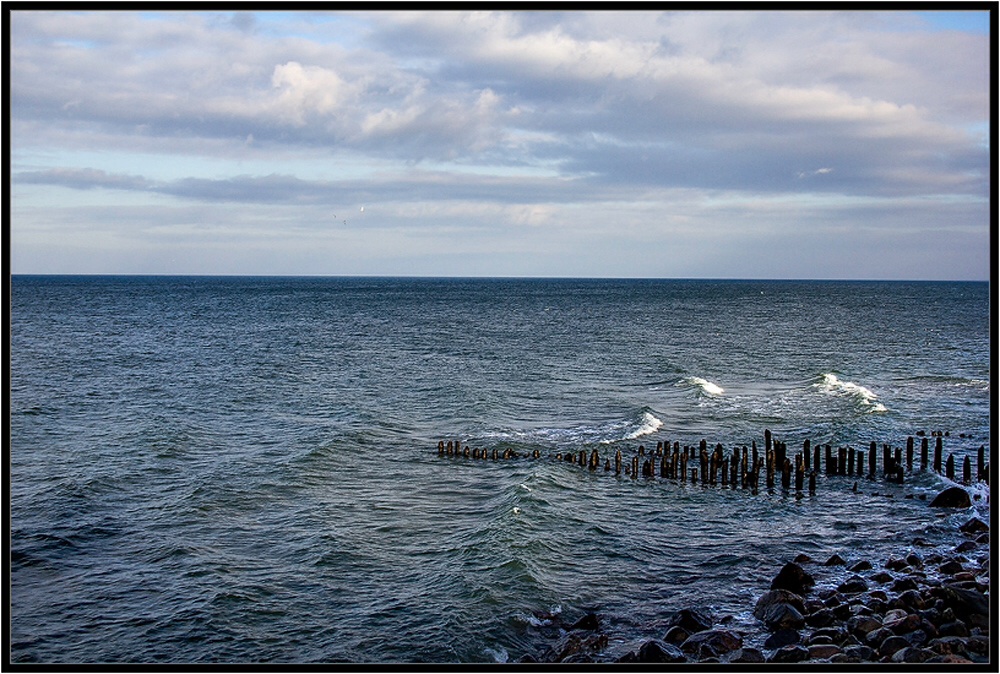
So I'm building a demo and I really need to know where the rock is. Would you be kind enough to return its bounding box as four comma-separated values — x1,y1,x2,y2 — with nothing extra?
837,575,869,594
878,635,911,658
891,577,918,593
662,625,690,645
547,632,608,662
891,646,931,663
753,589,805,619
931,585,989,626
965,635,989,656
763,628,800,649
925,654,974,663
938,560,964,575
849,560,873,572
927,636,968,655
904,552,923,568
792,553,812,564
865,626,894,647
824,553,846,566
810,626,847,644
569,612,599,631
959,516,988,534
761,603,805,631
886,557,909,571
929,486,971,508
805,607,835,628
846,615,882,639
937,621,968,637
664,607,711,633
636,639,686,663
871,571,893,584
680,629,742,658
843,644,875,661
771,562,815,595
727,647,765,663
954,540,976,553
808,644,842,660
768,645,809,663
891,589,926,612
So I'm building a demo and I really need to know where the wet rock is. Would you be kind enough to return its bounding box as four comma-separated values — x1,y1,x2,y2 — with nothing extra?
760,603,804,631
680,629,742,659
865,626,894,647
954,540,976,553
569,612,600,631
763,628,800,649
904,552,923,568
886,557,909,571
938,560,964,575
877,635,911,658
805,607,835,628
808,643,842,660
959,517,988,534
927,636,968,656
937,620,969,637
843,644,875,661
726,647,765,663
891,646,932,663
636,639,686,663
929,486,971,508
846,615,882,639
792,553,812,564
662,625,690,645
891,577,918,593
810,626,847,645
663,607,711,633
771,562,815,595
931,585,989,626
837,575,869,594
891,589,926,612
768,644,809,663
547,631,608,662
965,635,989,656
753,589,805,619
871,571,893,584
849,560,873,572
824,553,846,566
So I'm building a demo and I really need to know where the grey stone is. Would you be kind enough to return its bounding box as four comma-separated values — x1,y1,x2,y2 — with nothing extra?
636,639,686,663
763,628,800,649
768,645,809,663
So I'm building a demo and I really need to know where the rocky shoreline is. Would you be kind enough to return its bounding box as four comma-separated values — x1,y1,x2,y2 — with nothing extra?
518,495,991,664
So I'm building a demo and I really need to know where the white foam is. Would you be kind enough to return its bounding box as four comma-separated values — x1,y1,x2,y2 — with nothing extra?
680,376,725,396
815,373,887,413
621,411,664,440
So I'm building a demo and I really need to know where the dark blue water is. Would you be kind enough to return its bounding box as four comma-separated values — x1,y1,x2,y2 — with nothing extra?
9,276,991,663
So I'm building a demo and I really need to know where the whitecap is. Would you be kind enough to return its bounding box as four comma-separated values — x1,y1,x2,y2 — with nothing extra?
814,373,887,414
619,410,664,441
679,376,725,396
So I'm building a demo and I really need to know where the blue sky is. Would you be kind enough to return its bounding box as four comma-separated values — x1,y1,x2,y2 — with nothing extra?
9,9,992,279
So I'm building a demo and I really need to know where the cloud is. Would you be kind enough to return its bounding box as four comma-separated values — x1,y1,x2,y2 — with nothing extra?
8,9,990,278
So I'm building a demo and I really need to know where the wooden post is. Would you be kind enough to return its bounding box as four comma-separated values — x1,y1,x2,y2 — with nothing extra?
847,446,855,476
857,450,864,477
463,446,470,458
894,448,902,478
813,445,820,474
809,470,816,494
838,447,847,476
700,448,708,485
632,455,639,479
765,429,772,455
868,442,877,479
803,439,811,471
691,468,698,483
752,441,759,474
795,454,804,492
934,436,943,473
680,451,688,482
781,458,792,490
589,449,600,471
660,453,668,478
882,445,891,479
731,450,739,490
438,441,445,456
825,445,833,476
945,454,954,480
639,445,646,456
921,437,929,471
615,449,622,475
741,447,749,489
766,449,775,489
963,455,971,485
906,437,914,471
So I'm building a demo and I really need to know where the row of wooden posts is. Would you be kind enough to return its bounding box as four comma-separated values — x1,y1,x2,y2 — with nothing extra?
436,429,989,494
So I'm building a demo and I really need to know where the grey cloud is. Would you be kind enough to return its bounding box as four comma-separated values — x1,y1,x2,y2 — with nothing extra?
16,167,152,191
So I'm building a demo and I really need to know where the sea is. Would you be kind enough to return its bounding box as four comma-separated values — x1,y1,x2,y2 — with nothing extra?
8,276,992,664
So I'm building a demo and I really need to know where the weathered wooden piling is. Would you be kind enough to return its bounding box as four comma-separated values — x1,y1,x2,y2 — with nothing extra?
945,454,955,480
660,453,668,478
906,436,914,471
839,447,848,476
846,446,855,476
765,429,772,454
809,470,816,494
921,437,929,471
615,450,622,476
632,455,639,480
869,442,877,479
803,439,811,471
934,436,943,473
766,449,775,489
589,449,599,470
795,454,804,492
963,455,971,485
781,458,792,490
857,450,864,477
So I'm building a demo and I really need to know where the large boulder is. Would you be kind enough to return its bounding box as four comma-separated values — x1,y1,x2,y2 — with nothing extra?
959,517,988,534
663,607,712,633
770,562,815,595
931,586,989,627
636,639,686,663
929,486,971,508
753,588,805,619
760,603,805,631
763,628,800,649
769,645,809,663
680,629,743,659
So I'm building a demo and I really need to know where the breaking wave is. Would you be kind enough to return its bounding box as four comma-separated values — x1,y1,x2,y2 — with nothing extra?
814,373,887,414
679,376,725,396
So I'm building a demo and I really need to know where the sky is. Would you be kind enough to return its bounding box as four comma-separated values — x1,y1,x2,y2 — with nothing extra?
8,9,993,279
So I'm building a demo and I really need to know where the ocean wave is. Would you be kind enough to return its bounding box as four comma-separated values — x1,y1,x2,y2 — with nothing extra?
814,373,887,414
481,410,664,447
678,376,725,396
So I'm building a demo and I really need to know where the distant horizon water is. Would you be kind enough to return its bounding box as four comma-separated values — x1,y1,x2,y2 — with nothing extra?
10,276,991,663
